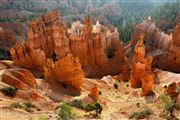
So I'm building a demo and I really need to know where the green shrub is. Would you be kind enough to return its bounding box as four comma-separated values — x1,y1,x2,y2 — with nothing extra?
57,103,76,120
129,107,152,119
0,87,17,97
84,102,102,118
38,114,48,120
24,102,37,108
159,94,179,112
70,99,84,109
70,100,103,118
113,80,119,89
10,102,23,109
84,103,95,112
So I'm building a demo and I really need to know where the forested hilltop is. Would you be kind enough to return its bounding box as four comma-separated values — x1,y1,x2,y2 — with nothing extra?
0,0,180,42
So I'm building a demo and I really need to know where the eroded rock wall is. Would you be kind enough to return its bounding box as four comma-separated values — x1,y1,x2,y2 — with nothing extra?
28,11,127,78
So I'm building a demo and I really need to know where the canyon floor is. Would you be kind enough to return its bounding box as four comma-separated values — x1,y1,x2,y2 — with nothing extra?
0,67,179,120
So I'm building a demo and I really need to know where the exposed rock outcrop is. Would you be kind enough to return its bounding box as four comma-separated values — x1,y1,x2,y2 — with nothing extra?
28,11,69,58
129,19,180,73
44,54,84,89
130,35,155,96
10,42,46,70
28,11,127,78
1,68,37,90
88,85,99,102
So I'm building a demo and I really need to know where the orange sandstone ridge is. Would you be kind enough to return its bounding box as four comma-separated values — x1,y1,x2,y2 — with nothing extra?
27,11,127,78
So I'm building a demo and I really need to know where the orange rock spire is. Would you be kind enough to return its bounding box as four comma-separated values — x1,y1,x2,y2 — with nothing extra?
130,35,155,96
44,54,84,89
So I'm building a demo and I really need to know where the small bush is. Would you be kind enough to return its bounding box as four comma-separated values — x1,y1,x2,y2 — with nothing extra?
70,100,84,109
57,103,76,120
114,80,119,89
129,107,152,119
24,102,37,108
69,100,103,118
84,103,95,112
10,102,23,109
159,94,179,112
99,91,102,95
0,87,17,97
84,102,102,118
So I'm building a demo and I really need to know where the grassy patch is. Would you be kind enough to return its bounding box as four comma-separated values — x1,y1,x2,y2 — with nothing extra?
38,114,48,120
10,101,37,112
129,107,152,119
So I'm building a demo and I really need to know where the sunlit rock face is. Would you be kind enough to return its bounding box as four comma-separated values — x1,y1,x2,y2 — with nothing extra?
130,35,155,96
44,54,84,89
10,42,46,70
1,68,37,90
28,11,127,78
130,19,180,73
28,11,70,58
0,27,17,50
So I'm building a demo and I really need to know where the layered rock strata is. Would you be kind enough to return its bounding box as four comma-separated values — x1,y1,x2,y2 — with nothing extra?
1,68,37,90
27,11,127,78
10,42,46,70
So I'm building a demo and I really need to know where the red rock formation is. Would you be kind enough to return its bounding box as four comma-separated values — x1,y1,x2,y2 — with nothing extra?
0,27,17,50
166,83,179,100
1,68,37,90
129,19,180,73
28,11,127,78
88,85,99,102
10,42,46,70
44,54,84,89
130,35,155,96
28,10,70,58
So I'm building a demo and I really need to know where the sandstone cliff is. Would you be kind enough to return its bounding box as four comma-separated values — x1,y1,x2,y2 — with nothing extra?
129,19,180,73
28,11,127,78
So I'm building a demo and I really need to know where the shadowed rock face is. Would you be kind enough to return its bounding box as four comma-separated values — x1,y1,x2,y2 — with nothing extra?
44,54,84,89
130,19,180,73
10,42,46,70
130,35,155,96
28,11,127,78
0,28,17,50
